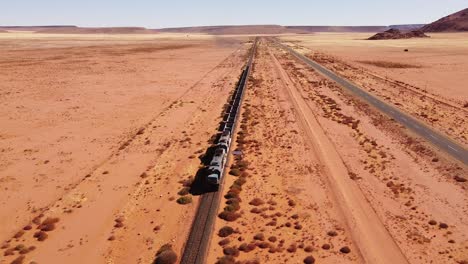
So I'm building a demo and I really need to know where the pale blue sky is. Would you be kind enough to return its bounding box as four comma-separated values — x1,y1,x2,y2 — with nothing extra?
1,1,467,28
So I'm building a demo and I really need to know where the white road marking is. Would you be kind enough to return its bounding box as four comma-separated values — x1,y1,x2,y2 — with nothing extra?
448,145,459,152
429,134,437,139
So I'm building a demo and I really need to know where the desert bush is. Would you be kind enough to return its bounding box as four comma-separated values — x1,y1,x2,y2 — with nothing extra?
218,226,234,237
304,246,314,252
11,256,25,264
224,190,240,199
13,230,25,239
154,250,178,264
218,238,230,246
257,242,270,249
216,256,236,264
322,244,331,250
233,178,247,186
304,256,315,264
177,187,190,196
250,208,261,214
287,244,297,253
253,233,265,241
154,244,177,264
33,231,48,241
229,169,241,176
268,236,277,243
340,246,351,254
38,217,59,232
4,248,15,256
224,203,240,212
176,195,192,205
23,225,32,231
249,198,265,206
218,211,240,222
223,246,240,257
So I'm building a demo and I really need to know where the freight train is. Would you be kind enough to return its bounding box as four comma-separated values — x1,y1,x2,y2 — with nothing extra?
205,66,249,187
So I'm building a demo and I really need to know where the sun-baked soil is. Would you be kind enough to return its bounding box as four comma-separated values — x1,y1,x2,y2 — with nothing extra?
0,33,249,264
207,38,468,264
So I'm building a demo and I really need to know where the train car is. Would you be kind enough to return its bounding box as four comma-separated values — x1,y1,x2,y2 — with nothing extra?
206,130,231,186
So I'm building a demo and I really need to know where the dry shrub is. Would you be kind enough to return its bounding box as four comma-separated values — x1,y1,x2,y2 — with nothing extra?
224,190,240,199
239,243,256,252
249,198,265,206
340,246,351,254
254,233,265,241
23,225,32,231
218,226,234,238
322,244,331,250
287,244,297,253
304,245,314,252
268,236,277,243
176,195,192,205
177,187,190,196
229,169,241,176
288,200,296,207
4,248,15,256
11,256,25,264
257,242,270,249
13,230,25,239
218,211,241,222
223,246,240,257
154,250,178,264
154,244,178,264
219,238,230,246
33,231,48,241
216,256,236,264
38,217,59,232
304,256,316,264
224,203,240,212
233,177,247,186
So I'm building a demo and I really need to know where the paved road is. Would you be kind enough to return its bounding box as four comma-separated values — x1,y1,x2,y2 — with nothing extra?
277,41,468,166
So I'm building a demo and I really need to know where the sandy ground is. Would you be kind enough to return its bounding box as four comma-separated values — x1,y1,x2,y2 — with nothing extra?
1,32,467,264
0,33,249,264
207,38,467,264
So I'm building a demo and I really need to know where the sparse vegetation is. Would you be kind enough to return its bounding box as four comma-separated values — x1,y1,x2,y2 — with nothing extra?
154,244,178,264
249,198,265,206
176,195,192,205
304,256,315,264
33,231,48,241
218,226,234,237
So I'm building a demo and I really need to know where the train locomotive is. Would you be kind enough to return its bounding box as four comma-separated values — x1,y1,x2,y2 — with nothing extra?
206,130,230,185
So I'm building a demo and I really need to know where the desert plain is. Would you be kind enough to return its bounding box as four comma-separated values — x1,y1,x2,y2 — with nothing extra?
0,31,467,264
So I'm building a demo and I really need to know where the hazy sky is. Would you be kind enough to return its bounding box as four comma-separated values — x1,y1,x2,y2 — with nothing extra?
1,1,467,28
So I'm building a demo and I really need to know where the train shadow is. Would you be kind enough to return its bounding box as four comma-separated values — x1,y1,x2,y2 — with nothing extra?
189,145,219,196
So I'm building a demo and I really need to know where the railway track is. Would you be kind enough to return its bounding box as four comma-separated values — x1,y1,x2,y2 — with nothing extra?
274,39,468,165
180,38,257,264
